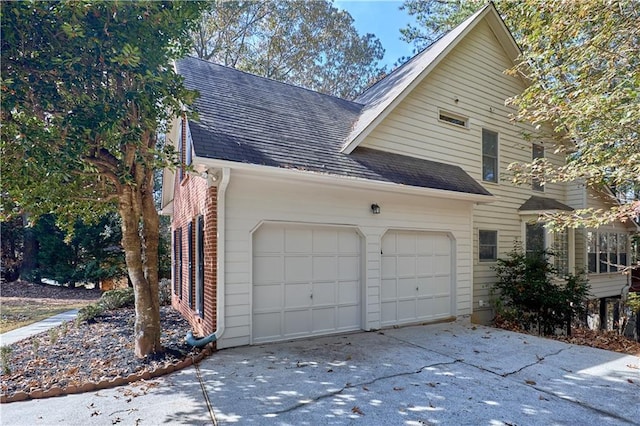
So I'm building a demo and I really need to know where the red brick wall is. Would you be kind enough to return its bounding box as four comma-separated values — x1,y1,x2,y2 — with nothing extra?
171,173,217,337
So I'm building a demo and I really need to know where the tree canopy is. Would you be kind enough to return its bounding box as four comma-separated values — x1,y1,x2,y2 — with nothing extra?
1,1,205,357
193,0,386,99
401,0,640,228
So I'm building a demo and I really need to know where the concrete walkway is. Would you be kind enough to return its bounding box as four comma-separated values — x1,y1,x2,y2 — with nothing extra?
0,309,79,346
1,320,639,425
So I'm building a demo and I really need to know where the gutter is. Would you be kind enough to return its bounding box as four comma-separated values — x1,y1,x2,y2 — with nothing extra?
187,167,231,347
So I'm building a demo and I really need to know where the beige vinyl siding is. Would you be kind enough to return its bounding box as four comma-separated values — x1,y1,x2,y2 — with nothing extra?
359,18,570,320
217,171,475,349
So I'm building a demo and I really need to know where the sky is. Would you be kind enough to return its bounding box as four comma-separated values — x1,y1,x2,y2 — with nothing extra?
334,0,419,69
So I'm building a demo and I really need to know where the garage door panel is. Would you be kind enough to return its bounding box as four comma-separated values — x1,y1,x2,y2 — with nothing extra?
253,312,281,340
433,275,452,293
398,277,417,298
417,235,434,254
338,281,359,304
253,223,361,343
381,302,397,323
338,230,360,253
284,309,311,336
381,278,397,299
435,255,451,274
338,305,359,328
381,257,396,278
254,284,281,310
312,308,336,333
284,283,310,308
312,281,336,305
396,233,417,253
397,256,416,276
381,234,397,254
398,299,416,321
254,227,284,253
313,256,338,281
417,257,434,275
284,256,312,282
285,228,313,253
312,230,338,253
381,231,453,327
253,256,283,284
338,256,360,280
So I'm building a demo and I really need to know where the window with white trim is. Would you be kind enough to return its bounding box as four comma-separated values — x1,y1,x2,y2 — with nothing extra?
525,222,570,276
479,230,498,261
482,129,498,183
588,231,628,274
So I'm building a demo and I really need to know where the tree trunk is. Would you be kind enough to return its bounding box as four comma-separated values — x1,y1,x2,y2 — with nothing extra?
118,183,162,358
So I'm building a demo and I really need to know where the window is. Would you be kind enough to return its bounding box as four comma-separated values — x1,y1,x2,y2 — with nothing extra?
187,220,194,308
532,144,544,192
482,129,498,183
173,228,183,299
525,222,570,275
588,231,628,274
553,228,569,276
195,215,205,318
525,222,545,257
479,230,498,261
438,110,468,128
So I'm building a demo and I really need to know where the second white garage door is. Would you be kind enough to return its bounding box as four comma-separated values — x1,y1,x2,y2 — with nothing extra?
252,223,361,344
381,230,453,327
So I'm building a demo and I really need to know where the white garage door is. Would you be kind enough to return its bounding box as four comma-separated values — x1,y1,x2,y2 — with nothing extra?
252,223,361,343
381,231,453,327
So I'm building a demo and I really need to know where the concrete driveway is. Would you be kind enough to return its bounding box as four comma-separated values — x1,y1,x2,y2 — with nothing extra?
2,321,639,425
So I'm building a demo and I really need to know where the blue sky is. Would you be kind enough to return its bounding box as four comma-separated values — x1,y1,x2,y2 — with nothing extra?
334,0,418,69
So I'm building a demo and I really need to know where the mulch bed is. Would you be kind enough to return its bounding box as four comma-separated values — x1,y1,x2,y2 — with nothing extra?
494,317,640,356
1,280,102,301
1,306,205,402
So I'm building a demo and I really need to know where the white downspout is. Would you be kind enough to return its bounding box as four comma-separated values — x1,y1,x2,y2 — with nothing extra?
186,167,230,347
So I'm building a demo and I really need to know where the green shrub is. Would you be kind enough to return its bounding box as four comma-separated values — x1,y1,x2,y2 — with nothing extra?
99,288,134,310
77,303,105,323
1,346,13,375
492,245,590,335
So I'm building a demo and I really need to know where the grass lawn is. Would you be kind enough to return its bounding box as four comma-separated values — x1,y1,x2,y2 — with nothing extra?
0,299,95,333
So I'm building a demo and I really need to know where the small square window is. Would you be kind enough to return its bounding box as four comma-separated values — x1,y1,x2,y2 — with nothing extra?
479,230,498,261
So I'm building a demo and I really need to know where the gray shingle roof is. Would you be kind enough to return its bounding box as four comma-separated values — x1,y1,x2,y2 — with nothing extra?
518,196,574,211
176,56,492,197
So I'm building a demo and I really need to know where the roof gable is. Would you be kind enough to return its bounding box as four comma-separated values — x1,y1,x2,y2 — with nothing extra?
341,3,520,154
175,57,492,199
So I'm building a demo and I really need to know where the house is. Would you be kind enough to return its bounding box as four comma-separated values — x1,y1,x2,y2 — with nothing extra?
161,4,635,348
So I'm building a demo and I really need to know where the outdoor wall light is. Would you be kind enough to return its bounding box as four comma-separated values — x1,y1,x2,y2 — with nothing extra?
371,203,381,214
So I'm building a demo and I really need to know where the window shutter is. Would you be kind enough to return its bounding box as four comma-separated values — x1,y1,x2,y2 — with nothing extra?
196,215,205,318
188,220,194,308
